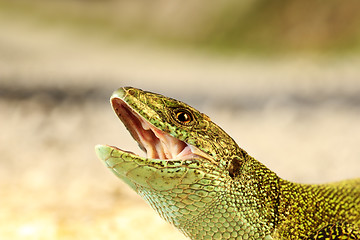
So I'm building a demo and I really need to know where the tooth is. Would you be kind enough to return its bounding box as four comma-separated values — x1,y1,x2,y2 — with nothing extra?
153,129,163,139
141,120,150,130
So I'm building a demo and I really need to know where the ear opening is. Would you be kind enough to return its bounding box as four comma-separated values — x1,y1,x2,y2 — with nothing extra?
228,157,242,179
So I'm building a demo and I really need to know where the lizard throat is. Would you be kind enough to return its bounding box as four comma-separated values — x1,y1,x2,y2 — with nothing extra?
111,98,205,161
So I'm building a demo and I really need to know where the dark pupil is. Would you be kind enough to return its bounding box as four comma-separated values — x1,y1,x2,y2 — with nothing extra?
177,112,191,123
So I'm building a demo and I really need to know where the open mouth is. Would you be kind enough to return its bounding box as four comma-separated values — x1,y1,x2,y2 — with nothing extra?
111,97,207,161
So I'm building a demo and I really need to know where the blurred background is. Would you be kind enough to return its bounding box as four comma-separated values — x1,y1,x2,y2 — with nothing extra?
1,0,360,239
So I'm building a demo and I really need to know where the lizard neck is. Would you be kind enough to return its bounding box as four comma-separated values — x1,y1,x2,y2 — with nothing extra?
229,155,280,239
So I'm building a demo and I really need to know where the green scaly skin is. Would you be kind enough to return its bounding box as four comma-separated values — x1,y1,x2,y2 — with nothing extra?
95,87,360,240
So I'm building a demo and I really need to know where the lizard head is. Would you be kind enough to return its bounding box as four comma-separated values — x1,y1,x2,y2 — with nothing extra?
96,87,246,189
95,87,248,232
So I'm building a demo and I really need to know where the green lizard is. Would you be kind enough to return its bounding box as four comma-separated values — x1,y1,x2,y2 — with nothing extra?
95,87,360,240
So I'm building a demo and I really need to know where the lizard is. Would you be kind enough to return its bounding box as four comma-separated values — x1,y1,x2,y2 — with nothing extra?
95,87,360,240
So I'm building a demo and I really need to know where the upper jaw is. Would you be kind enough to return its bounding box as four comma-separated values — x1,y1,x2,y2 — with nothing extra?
110,96,211,162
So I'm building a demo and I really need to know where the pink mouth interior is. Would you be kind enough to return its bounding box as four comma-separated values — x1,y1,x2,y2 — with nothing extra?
111,98,194,160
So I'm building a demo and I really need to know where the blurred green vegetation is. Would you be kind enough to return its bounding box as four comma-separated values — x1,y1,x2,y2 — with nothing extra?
1,0,360,54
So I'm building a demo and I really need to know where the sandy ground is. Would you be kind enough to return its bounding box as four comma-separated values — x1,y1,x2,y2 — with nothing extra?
0,12,360,240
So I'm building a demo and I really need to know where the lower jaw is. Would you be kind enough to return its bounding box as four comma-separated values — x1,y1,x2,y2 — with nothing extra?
95,144,205,191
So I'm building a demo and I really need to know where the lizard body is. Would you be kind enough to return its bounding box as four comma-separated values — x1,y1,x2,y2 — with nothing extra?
95,87,360,239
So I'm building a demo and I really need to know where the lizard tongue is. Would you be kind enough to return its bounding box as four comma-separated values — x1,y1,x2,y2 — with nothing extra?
151,128,187,160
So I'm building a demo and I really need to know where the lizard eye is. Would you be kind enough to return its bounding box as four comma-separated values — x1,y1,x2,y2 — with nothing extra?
175,110,193,125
